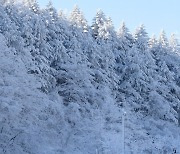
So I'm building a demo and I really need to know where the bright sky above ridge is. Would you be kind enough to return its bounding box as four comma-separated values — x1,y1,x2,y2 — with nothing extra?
38,0,180,38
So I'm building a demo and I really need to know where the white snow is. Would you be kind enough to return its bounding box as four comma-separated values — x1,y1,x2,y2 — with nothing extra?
0,1,180,154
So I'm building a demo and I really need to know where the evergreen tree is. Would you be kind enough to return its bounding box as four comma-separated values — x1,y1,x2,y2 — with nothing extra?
148,35,159,57
169,33,179,54
0,4,23,50
98,17,114,41
46,1,58,22
149,35,158,49
158,30,169,50
24,0,40,14
117,21,134,51
134,24,149,51
69,5,88,33
91,9,106,40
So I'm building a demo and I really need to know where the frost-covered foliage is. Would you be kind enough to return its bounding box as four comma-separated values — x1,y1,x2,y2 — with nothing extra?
0,1,180,154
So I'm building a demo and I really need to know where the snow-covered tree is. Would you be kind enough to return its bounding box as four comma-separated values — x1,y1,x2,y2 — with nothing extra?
134,24,149,51
0,4,23,51
148,35,159,56
91,9,107,40
98,17,116,41
158,30,169,50
117,21,134,51
169,33,179,54
149,35,158,48
46,1,58,22
24,0,40,14
69,5,88,33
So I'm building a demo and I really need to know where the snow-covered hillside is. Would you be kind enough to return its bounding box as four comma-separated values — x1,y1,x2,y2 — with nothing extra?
0,1,180,154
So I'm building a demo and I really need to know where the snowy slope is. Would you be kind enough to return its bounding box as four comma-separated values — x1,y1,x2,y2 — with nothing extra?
0,1,180,154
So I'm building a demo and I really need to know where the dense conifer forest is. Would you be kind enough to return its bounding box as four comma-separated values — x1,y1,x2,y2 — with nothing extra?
0,1,180,153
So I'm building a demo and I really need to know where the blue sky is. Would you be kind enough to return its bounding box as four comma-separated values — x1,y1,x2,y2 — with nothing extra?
38,0,180,38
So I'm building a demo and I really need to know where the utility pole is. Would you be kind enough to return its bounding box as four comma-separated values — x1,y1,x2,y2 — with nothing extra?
178,107,180,127
122,107,126,154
